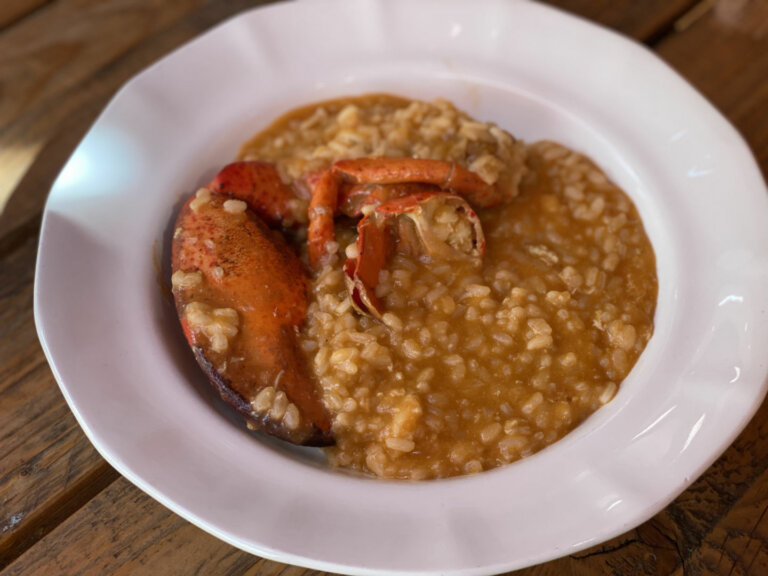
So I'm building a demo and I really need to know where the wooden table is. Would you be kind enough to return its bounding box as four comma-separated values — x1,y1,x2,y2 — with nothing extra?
2,0,767,574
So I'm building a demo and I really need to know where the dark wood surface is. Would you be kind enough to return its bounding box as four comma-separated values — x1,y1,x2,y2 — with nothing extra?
1,0,767,574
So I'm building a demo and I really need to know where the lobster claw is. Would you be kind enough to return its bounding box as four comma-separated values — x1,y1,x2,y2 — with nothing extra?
172,163,333,446
307,157,507,270
344,192,486,319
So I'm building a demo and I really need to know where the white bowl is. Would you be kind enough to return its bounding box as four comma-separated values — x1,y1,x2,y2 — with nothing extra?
34,0,768,574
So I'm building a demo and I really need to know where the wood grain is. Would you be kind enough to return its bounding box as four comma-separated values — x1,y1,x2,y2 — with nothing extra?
0,0,202,213
545,0,699,40
0,0,50,30
1,0,767,574
0,233,119,569
0,0,274,245
512,399,768,575
657,0,768,175
0,0,216,217
690,471,768,575
3,478,282,576
0,0,212,129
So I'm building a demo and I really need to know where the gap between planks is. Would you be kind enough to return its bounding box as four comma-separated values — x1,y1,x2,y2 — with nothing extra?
642,0,713,45
0,462,119,570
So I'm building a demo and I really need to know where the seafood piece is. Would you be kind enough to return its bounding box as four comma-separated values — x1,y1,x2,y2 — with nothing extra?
307,169,340,271
208,161,307,226
333,157,502,206
307,157,512,268
172,163,333,446
344,192,485,318
338,182,436,219
306,157,498,318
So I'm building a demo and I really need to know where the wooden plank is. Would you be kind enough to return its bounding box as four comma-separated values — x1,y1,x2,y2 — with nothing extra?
518,400,768,575
2,478,276,576
0,472,682,576
544,0,698,40
0,0,50,30
0,0,271,243
682,469,768,575
0,0,206,129
0,0,211,216
657,0,768,174
0,233,119,569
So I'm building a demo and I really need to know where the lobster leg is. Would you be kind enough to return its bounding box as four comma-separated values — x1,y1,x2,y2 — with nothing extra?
306,157,505,270
344,192,486,318
307,169,340,269
333,157,504,208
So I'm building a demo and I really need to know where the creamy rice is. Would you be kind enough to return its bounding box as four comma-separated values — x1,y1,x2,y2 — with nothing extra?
239,94,657,479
